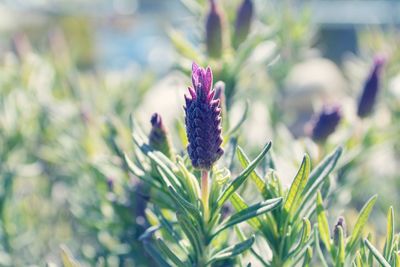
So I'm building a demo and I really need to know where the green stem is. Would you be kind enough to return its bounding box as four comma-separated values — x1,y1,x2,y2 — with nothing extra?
201,170,209,221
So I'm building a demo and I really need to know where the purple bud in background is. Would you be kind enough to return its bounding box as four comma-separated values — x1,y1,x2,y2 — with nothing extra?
184,62,224,170
149,113,174,160
213,81,226,107
357,57,385,118
206,0,223,58
107,177,114,191
307,105,342,142
333,216,346,246
233,0,254,49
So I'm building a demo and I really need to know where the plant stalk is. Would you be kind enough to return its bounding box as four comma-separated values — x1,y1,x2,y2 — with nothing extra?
201,170,209,221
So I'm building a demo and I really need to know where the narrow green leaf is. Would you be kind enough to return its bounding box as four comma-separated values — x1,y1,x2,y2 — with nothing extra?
383,206,394,261
353,252,363,267
346,195,377,253
314,226,329,267
289,218,313,259
176,158,201,203
364,239,391,267
155,238,187,267
301,218,312,244
394,251,400,267
304,147,342,193
236,146,267,195
143,241,172,267
208,236,255,265
316,192,331,252
284,155,310,218
216,142,272,210
176,213,202,261
60,246,80,267
166,184,202,224
213,197,282,238
289,228,316,266
295,147,342,220
124,153,162,189
230,192,262,230
154,207,191,258
335,226,345,267
302,246,313,267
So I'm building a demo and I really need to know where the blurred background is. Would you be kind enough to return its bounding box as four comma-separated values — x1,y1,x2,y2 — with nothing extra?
0,0,399,266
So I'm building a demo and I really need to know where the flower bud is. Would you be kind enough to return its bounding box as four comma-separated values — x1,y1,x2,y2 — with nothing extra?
333,216,346,246
184,62,224,170
307,105,342,142
206,0,223,58
149,113,174,160
233,0,254,49
357,57,385,118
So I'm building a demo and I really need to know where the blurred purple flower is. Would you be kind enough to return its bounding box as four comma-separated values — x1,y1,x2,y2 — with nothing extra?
206,0,223,58
184,62,224,170
357,57,385,118
307,105,342,142
233,0,254,48
149,113,174,159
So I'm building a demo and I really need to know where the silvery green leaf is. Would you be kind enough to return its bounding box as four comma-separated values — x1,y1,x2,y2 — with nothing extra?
215,142,272,211
364,239,391,267
383,206,394,261
213,197,282,238
208,236,255,265
284,154,310,220
346,195,377,254
316,192,331,253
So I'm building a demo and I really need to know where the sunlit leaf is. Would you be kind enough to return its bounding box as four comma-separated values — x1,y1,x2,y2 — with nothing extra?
208,236,255,265
346,195,377,253
383,206,394,261
213,197,282,238
215,142,272,210
364,239,391,267
316,192,331,252
284,155,310,219
236,146,267,195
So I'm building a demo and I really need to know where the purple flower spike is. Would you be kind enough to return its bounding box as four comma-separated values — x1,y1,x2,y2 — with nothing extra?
357,56,385,118
206,0,223,58
233,0,254,49
308,105,342,142
149,113,174,159
184,62,224,170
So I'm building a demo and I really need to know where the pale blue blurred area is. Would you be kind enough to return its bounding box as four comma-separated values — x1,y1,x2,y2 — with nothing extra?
0,0,192,73
1,0,399,70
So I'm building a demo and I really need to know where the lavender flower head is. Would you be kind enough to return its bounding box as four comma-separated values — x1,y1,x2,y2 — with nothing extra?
357,56,385,118
333,216,346,246
184,62,224,170
233,0,254,48
206,0,223,58
307,105,342,142
149,113,174,159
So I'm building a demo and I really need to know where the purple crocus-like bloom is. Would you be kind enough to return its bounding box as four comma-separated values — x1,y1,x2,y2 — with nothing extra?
308,105,342,142
149,113,174,159
233,0,254,48
357,57,385,118
184,62,224,170
206,0,223,58
333,216,346,246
